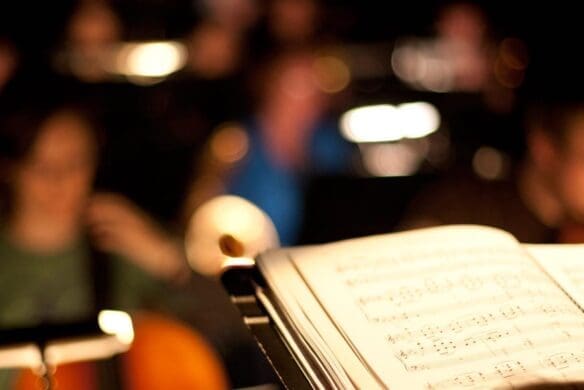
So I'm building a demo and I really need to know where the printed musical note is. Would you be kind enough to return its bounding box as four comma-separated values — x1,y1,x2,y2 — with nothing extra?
459,275,484,291
421,324,444,339
542,352,584,370
424,277,454,294
499,304,523,320
285,226,584,389
430,371,487,389
432,338,457,356
494,360,527,378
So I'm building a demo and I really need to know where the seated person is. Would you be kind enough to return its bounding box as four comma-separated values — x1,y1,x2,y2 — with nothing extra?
0,100,253,389
184,48,354,245
400,82,584,244
0,100,188,324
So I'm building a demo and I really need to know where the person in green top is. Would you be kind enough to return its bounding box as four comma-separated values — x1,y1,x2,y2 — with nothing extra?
0,99,190,387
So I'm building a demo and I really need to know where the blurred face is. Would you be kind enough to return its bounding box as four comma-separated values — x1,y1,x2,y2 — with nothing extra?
202,0,259,31
187,23,240,79
12,111,96,221
263,55,327,124
68,2,121,49
436,3,487,44
269,0,317,43
550,112,584,221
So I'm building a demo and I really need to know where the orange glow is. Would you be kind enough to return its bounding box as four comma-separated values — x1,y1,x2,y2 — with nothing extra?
499,38,529,70
122,313,229,390
210,124,249,164
493,38,528,89
313,55,351,93
494,57,525,89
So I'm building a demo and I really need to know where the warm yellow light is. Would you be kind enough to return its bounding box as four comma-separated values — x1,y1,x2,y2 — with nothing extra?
98,310,134,345
313,55,351,93
210,124,249,164
340,104,400,143
398,102,441,139
116,41,187,78
340,102,440,143
185,196,279,276
0,344,42,369
222,256,256,270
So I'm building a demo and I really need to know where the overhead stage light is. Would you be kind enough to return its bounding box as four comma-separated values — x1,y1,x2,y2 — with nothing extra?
340,102,440,143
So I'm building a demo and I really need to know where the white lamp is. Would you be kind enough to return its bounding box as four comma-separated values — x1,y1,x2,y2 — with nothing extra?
184,195,280,276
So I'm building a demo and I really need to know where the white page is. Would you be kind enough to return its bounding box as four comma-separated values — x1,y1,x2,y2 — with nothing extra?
258,248,383,389
255,287,330,390
526,244,584,311
288,225,584,389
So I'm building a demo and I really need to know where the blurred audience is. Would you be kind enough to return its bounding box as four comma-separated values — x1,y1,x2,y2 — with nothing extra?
0,98,274,388
56,0,122,82
266,0,320,47
435,2,527,114
184,48,354,245
393,1,527,113
392,1,528,173
0,100,187,325
182,0,260,81
0,101,159,386
0,37,18,93
434,2,491,92
400,51,584,244
4,1,582,387
185,21,244,81
250,0,335,58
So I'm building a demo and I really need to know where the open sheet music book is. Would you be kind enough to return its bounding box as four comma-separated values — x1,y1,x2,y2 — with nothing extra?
254,225,584,389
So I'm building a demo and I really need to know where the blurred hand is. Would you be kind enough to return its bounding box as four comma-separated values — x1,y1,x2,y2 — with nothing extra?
86,193,188,282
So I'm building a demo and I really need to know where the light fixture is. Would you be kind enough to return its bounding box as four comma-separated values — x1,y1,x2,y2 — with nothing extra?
340,102,441,143
108,41,187,83
185,195,279,276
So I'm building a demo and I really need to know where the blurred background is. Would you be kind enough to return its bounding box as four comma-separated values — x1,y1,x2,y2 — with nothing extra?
0,0,574,244
2,1,584,388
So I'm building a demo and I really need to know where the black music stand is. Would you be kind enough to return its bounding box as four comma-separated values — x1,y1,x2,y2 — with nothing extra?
221,259,314,390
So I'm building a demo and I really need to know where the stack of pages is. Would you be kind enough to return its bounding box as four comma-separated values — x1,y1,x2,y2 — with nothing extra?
256,225,584,389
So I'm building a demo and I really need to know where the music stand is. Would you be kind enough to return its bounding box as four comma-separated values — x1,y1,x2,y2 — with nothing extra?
0,310,133,390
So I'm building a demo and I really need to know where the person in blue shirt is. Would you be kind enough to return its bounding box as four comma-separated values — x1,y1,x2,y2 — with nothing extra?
185,48,354,245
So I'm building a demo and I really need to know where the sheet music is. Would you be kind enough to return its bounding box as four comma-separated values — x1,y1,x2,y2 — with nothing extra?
526,244,584,312
258,247,383,389
285,226,584,389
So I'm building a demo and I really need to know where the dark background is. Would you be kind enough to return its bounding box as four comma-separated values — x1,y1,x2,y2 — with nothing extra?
1,1,580,243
